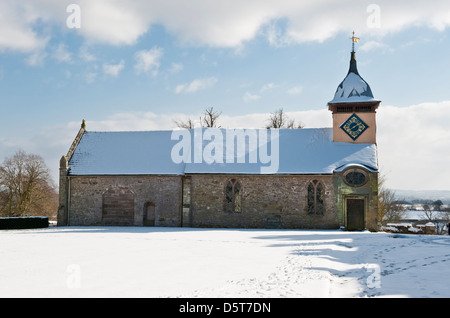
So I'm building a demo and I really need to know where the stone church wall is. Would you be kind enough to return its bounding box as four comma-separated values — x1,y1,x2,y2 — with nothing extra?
60,175,182,226
186,174,340,229
58,172,378,230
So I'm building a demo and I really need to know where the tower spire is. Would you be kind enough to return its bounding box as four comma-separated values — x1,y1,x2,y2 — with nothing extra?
351,31,359,53
349,31,360,71
329,31,378,105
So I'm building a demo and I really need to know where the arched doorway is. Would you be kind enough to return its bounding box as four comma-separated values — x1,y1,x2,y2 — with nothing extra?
143,202,156,226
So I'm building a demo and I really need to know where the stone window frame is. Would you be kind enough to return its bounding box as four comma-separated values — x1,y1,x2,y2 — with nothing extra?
343,167,368,187
307,179,325,216
224,178,242,213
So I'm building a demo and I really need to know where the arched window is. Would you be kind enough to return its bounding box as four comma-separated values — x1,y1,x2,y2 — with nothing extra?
225,179,242,212
307,180,324,215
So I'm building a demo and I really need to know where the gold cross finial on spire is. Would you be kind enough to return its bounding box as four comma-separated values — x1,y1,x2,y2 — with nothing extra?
351,31,360,52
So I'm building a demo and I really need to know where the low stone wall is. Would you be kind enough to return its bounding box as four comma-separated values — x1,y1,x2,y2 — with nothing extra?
382,222,436,235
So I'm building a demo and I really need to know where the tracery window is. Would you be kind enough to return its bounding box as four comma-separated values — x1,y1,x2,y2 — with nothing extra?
225,179,242,212
307,180,324,215
343,168,367,187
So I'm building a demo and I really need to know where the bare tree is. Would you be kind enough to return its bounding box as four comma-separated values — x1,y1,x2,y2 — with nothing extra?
174,118,196,129
201,107,221,128
378,174,405,225
432,200,443,211
422,204,434,222
266,108,303,129
0,150,58,218
174,107,222,129
422,204,449,234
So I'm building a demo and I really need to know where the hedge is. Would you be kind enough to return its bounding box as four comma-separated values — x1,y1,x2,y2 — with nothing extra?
0,217,49,230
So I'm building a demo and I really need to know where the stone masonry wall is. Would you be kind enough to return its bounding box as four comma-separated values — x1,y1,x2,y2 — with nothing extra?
59,172,378,230
187,174,339,229
64,175,182,226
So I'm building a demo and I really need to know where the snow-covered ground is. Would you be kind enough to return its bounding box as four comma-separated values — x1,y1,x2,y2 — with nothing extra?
1,226,449,298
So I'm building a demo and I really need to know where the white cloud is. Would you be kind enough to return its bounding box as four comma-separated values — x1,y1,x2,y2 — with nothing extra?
175,77,218,94
52,43,72,63
242,83,278,102
169,62,183,73
77,106,330,132
377,101,450,191
134,47,163,76
264,20,289,47
145,1,276,47
103,60,125,77
359,40,393,53
3,1,450,52
79,46,96,62
287,85,303,95
77,0,149,46
25,50,47,66
82,112,171,131
0,2,50,52
243,92,261,102
260,83,276,92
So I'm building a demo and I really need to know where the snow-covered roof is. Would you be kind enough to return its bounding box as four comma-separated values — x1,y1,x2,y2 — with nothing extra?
329,52,379,104
68,131,185,175
67,128,378,176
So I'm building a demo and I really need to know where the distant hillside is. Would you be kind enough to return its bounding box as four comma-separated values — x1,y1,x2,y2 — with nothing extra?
393,189,450,204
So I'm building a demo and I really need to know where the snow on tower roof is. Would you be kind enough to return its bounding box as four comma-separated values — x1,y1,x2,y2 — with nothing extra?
67,128,378,176
329,51,379,104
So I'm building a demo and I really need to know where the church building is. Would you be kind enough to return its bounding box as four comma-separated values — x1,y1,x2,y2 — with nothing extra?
58,41,380,231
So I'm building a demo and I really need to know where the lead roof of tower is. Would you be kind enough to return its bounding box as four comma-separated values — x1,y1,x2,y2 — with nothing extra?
328,51,379,104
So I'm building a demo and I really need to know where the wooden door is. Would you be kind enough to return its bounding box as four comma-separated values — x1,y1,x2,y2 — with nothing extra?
347,198,365,231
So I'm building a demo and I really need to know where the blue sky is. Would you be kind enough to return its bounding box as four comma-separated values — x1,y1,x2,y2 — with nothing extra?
1,1,450,192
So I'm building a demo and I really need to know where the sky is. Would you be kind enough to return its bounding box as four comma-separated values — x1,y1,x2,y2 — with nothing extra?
1,0,450,192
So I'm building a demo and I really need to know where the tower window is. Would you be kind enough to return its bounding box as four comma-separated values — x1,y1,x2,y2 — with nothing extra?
355,105,373,112
335,105,374,113
307,180,324,215
224,179,242,213
336,106,353,113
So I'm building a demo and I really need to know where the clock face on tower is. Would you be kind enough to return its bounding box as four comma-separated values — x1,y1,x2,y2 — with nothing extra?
340,113,369,141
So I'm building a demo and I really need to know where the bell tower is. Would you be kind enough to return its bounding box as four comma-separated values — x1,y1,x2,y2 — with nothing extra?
328,33,380,144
